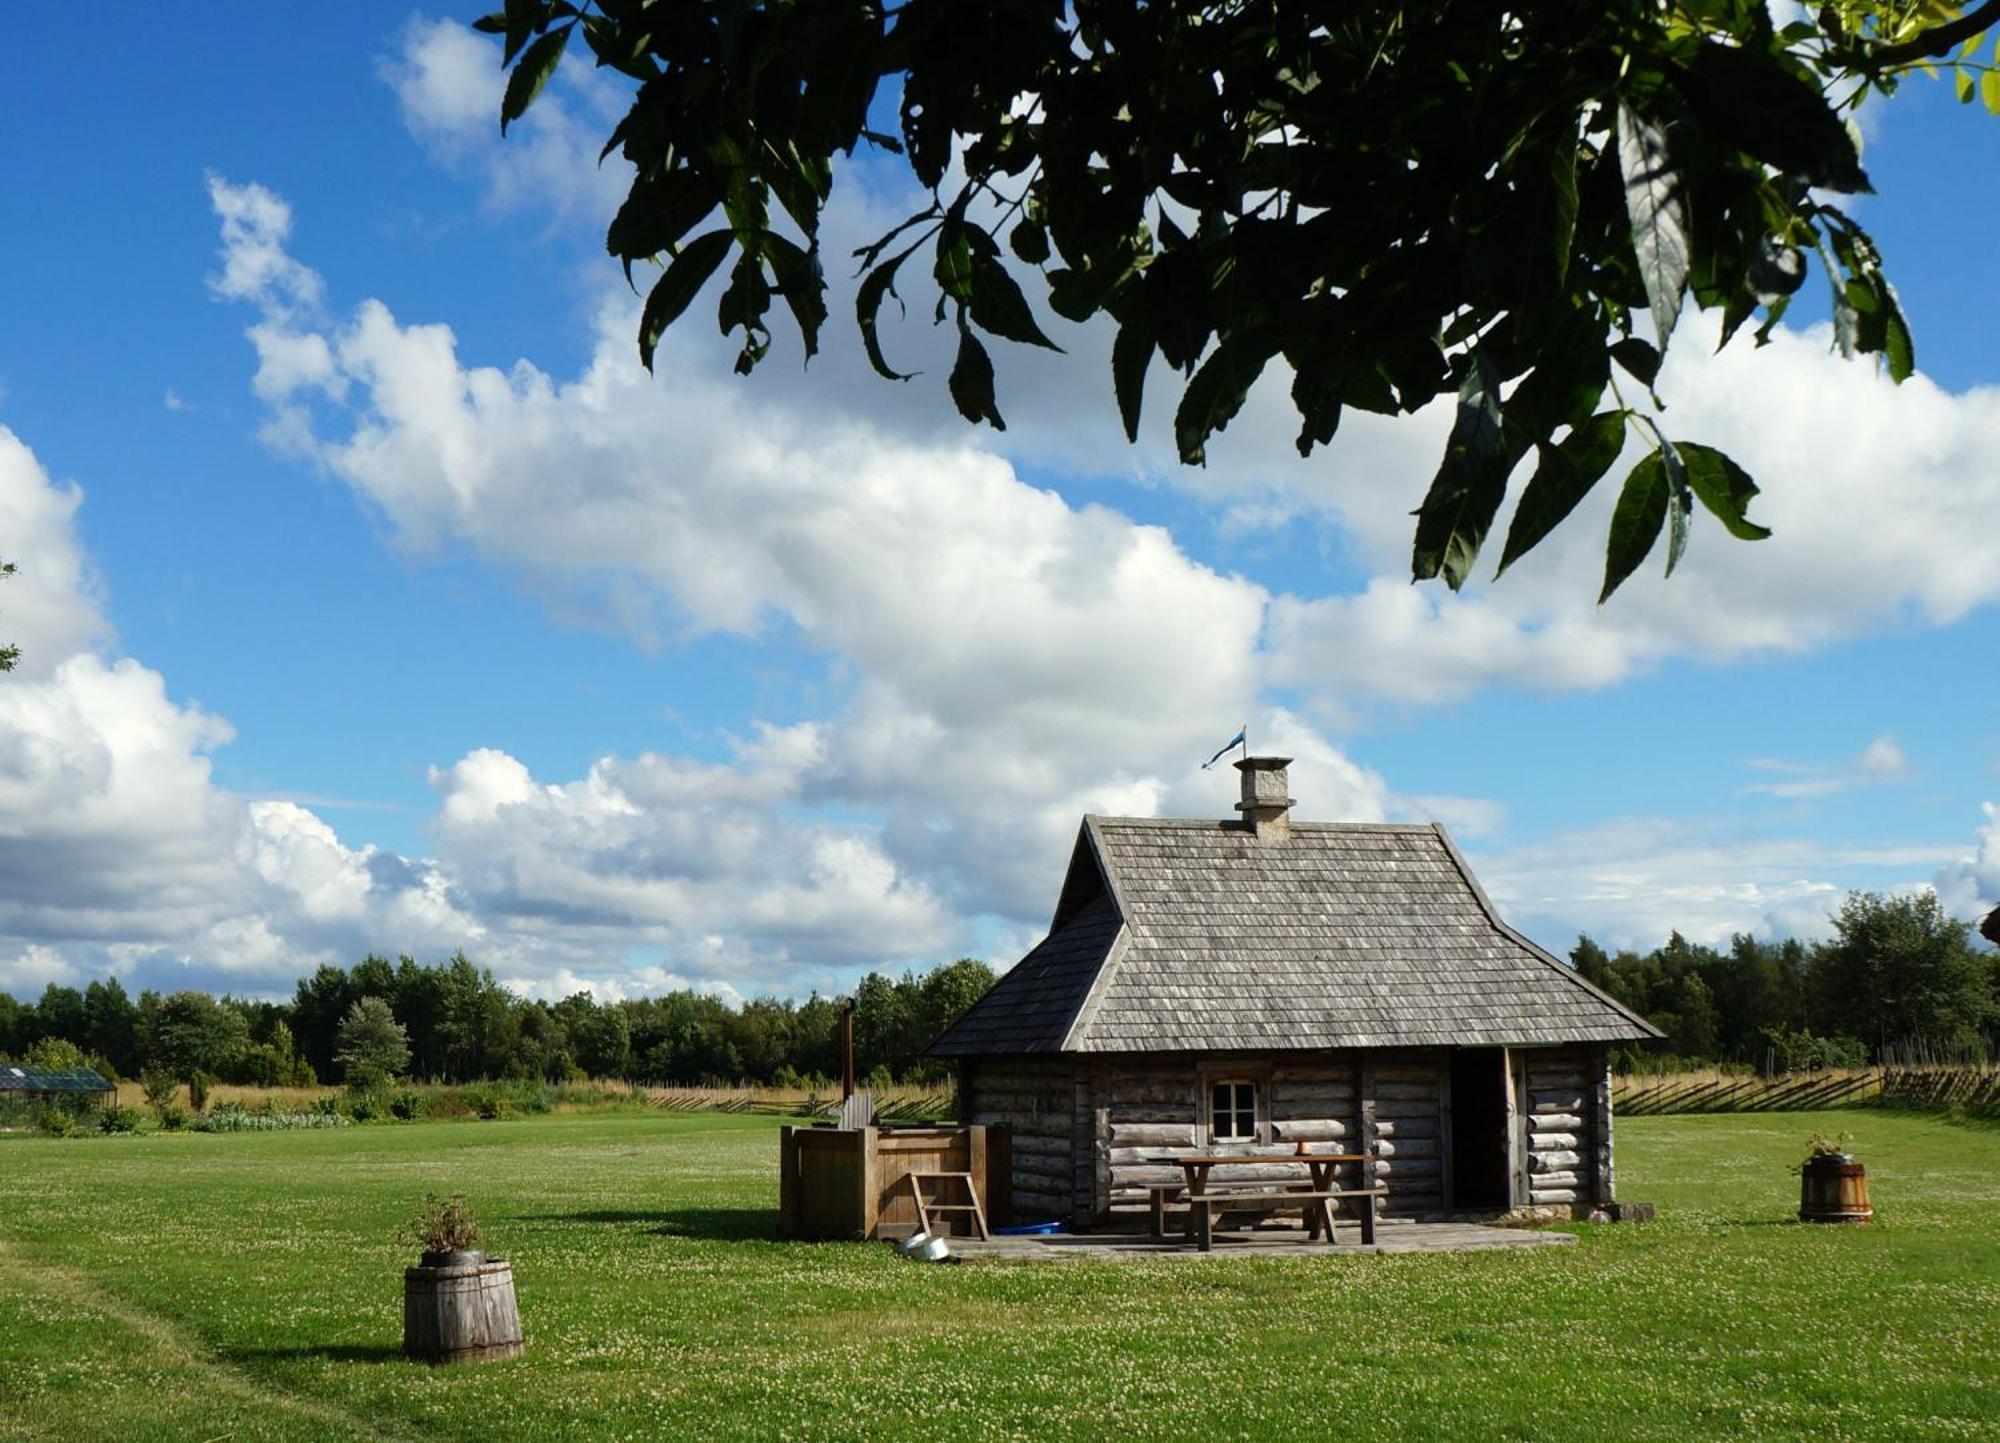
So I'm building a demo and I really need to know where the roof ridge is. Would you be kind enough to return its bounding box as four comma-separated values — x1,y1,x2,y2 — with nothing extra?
1084,814,1440,832
1057,816,1129,1050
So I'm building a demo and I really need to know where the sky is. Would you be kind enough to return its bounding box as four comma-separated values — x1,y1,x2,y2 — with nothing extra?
1,11,1996,1007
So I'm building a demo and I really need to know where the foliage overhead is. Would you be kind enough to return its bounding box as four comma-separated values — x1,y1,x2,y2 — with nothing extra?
479,0,2000,598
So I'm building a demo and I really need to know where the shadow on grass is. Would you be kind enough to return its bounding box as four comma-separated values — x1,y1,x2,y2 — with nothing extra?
518,1205,778,1242
229,1342,406,1365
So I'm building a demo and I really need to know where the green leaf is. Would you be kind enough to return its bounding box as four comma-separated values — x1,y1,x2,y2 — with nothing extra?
1548,123,1579,288
762,235,827,362
1600,450,1670,603
1983,69,2000,115
1955,66,1977,105
1675,442,1772,541
1009,218,1050,266
933,222,975,304
1617,102,1691,352
1678,42,1870,193
638,229,733,369
500,0,540,66
969,254,1062,351
1505,312,1610,443
501,27,569,136
1497,411,1627,577
1661,439,1691,579
1411,353,1509,590
606,171,721,264
855,239,925,382
1610,337,1662,390
1174,334,1275,466
948,328,1004,430
1112,320,1154,443
1832,280,1859,359
1881,281,1914,382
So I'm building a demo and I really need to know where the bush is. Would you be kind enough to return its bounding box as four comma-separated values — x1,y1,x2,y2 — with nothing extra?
389,1089,421,1121
140,1068,179,1114
343,1089,384,1123
39,1108,76,1137
403,1193,483,1256
156,1104,189,1132
187,1071,214,1114
97,1105,141,1134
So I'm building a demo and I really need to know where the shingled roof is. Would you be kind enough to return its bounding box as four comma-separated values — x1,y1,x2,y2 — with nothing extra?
933,763,1658,1056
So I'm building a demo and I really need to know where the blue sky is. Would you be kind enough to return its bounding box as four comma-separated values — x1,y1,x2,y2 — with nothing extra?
0,11,1995,1005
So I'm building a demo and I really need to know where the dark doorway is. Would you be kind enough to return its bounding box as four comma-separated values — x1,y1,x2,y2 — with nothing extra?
1448,1048,1512,1209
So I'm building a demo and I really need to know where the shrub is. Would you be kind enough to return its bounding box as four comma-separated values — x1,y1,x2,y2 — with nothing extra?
21,1037,86,1070
389,1089,421,1121
39,1108,76,1137
187,1071,214,1114
344,1089,384,1123
403,1193,482,1256
156,1104,189,1132
97,1105,140,1134
140,1068,179,1115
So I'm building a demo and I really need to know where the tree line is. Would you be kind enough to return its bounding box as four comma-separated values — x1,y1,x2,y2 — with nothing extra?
5,890,1991,1086
1578,892,1998,1071
0,951,995,1089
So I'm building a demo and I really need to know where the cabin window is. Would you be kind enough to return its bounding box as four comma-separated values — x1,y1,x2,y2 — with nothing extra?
1209,1078,1259,1141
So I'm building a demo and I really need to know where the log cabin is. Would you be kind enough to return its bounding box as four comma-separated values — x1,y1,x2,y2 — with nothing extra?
930,757,1660,1227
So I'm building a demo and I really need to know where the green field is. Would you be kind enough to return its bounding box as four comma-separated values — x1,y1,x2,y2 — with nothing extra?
1,1110,1995,1442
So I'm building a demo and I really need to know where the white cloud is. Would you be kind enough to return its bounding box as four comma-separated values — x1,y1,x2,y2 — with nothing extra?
0,430,110,678
1473,816,1961,955
1741,732,1914,800
1932,802,2000,927
208,174,1339,933
0,421,966,1001
379,18,632,222
1857,735,1911,780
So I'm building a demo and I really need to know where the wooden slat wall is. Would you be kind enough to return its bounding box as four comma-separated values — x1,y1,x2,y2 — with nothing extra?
1522,1045,1599,1207
965,1058,1080,1224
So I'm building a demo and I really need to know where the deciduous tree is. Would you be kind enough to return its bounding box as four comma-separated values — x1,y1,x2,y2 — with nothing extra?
481,0,2000,599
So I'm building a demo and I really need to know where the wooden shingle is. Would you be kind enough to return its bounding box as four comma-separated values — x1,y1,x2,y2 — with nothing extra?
931,815,1658,1056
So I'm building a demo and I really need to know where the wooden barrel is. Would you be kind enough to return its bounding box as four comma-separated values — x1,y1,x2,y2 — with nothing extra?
403,1256,523,1363
1798,1156,1872,1224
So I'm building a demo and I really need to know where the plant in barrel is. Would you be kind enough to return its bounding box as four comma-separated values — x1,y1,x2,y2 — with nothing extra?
401,1193,523,1363
1796,1131,1873,1224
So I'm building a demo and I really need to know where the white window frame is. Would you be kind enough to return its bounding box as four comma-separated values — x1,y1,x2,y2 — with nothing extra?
1205,1075,1262,1144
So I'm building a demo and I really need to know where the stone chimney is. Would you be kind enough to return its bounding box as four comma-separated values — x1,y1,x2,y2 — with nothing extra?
1233,756,1294,841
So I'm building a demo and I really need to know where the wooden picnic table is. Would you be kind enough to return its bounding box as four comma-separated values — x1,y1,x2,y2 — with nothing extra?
1143,1150,1381,1250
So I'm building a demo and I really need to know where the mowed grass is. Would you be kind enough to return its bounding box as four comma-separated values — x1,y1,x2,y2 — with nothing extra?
1,1110,1995,1442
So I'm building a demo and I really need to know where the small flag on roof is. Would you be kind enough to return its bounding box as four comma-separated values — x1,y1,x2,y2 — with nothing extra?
1201,726,1247,770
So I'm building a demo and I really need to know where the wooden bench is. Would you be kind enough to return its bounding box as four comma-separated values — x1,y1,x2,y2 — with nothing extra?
1187,1185,1387,1251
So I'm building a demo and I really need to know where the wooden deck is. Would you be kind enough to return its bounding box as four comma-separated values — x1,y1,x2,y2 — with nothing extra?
932,1217,1576,1263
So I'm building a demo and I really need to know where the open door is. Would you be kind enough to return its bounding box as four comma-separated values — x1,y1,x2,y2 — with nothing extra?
1447,1048,1512,1210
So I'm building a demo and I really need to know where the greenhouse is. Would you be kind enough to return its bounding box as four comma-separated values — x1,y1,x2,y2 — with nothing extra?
0,1064,114,1127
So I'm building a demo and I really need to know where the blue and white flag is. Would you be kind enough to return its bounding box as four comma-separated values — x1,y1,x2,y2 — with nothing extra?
1201,726,1247,770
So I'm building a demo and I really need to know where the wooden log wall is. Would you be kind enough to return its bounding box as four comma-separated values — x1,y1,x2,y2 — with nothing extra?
965,1058,1083,1224
1520,1045,1606,1208
1098,1050,1446,1218
1365,1052,1446,1216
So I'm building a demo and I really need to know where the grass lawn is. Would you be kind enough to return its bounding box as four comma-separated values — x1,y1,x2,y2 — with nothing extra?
0,1109,1994,1442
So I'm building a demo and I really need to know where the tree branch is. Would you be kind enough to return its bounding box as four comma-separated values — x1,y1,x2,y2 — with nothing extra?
1871,0,2000,65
